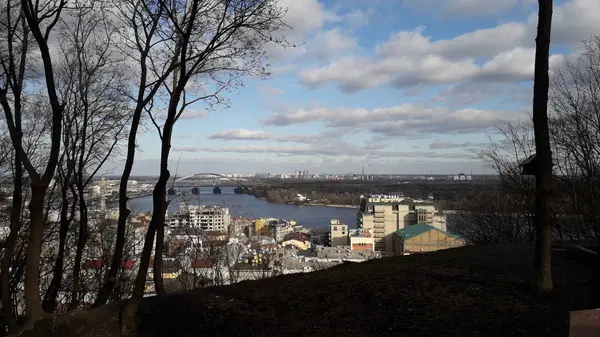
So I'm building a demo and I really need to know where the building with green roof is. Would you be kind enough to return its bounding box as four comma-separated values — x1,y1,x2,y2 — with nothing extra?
392,223,465,256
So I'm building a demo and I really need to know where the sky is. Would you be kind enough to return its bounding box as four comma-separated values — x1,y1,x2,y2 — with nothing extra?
106,0,600,176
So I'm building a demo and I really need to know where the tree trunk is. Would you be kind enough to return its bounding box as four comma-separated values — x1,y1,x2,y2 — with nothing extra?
122,85,181,333
69,187,88,310
94,106,143,307
121,206,158,335
151,172,168,296
152,117,176,296
1,149,23,333
42,178,74,312
24,182,49,322
532,0,554,293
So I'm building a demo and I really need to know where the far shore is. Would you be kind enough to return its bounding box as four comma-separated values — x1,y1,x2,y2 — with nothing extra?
306,203,358,209
256,196,358,209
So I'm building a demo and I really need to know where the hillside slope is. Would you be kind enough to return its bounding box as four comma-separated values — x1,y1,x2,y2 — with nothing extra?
17,244,595,337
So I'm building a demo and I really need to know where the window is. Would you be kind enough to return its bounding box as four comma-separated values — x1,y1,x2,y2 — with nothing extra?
334,226,338,231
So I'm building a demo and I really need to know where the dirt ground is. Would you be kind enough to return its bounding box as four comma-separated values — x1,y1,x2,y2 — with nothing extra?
16,244,596,337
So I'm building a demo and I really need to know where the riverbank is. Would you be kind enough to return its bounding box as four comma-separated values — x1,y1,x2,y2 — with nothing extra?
253,196,357,209
304,203,358,209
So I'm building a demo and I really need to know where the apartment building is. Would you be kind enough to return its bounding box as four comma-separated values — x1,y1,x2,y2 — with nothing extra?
357,194,446,253
330,219,349,247
168,205,230,231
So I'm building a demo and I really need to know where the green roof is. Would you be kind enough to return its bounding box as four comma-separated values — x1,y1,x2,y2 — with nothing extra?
394,223,461,241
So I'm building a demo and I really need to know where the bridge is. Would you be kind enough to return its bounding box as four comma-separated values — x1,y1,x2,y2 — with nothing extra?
169,172,270,192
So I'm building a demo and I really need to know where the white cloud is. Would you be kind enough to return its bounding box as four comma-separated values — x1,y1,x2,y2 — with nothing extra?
433,82,531,107
179,110,208,119
332,8,373,27
208,129,270,140
308,28,358,60
541,0,600,45
429,141,484,149
298,0,600,92
403,0,520,16
263,103,527,138
173,144,475,160
265,0,333,60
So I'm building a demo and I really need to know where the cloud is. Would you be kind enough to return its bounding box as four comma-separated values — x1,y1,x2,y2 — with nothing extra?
308,28,358,60
256,85,285,96
154,109,207,121
298,0,600,92
330,8,373,28
429,141,484,149
264,0,336,61
179,110,208,119
173,144,475,160
433,82,531,107
263,103,527,138
114,156,490,175
269,64,299,76
403,0,520,16
208,129,270,140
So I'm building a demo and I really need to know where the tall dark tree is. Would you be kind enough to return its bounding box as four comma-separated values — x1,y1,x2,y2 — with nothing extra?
94,0,176,306
532,0,554,293
120,0,288,333
0,1,28,331
1,0,68,325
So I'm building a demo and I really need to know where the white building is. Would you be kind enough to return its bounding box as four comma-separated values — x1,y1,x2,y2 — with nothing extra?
168,205,230,231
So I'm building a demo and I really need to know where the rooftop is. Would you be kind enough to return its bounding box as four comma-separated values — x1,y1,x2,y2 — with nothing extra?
394,223,461,241
282,232,311,243
350,229,372,238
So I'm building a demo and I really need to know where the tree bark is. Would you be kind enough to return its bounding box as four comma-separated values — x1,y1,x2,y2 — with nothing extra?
42,174,74,312
151,110,178,296
151,171,169,296
69,186,88,310
532,0,554,293
24,182,50,321
121,205,158,335
1,145,23,333
94,112,140,306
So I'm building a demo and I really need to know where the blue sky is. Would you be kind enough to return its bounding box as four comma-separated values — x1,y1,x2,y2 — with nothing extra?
110,0,600,176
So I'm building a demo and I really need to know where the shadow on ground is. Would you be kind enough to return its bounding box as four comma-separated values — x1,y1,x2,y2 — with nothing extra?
16,244,595,337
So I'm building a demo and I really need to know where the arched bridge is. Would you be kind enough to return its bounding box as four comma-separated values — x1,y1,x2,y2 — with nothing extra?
171,172,268,190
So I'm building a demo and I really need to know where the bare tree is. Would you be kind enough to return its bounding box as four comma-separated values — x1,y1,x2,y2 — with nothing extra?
0,1,29,331
532,0,553,293
456,123,537,244
135,0,287,300
550,36,600,241
0,0,69,325
94,0,177,306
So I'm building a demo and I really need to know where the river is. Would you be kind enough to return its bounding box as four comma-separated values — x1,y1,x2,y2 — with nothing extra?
126,187,358,229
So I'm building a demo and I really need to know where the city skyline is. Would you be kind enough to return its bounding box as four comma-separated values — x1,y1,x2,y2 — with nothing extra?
103,0,600,175
101,158,490,177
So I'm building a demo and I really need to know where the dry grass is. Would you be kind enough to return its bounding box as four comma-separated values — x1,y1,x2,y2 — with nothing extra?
17,244,595,337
